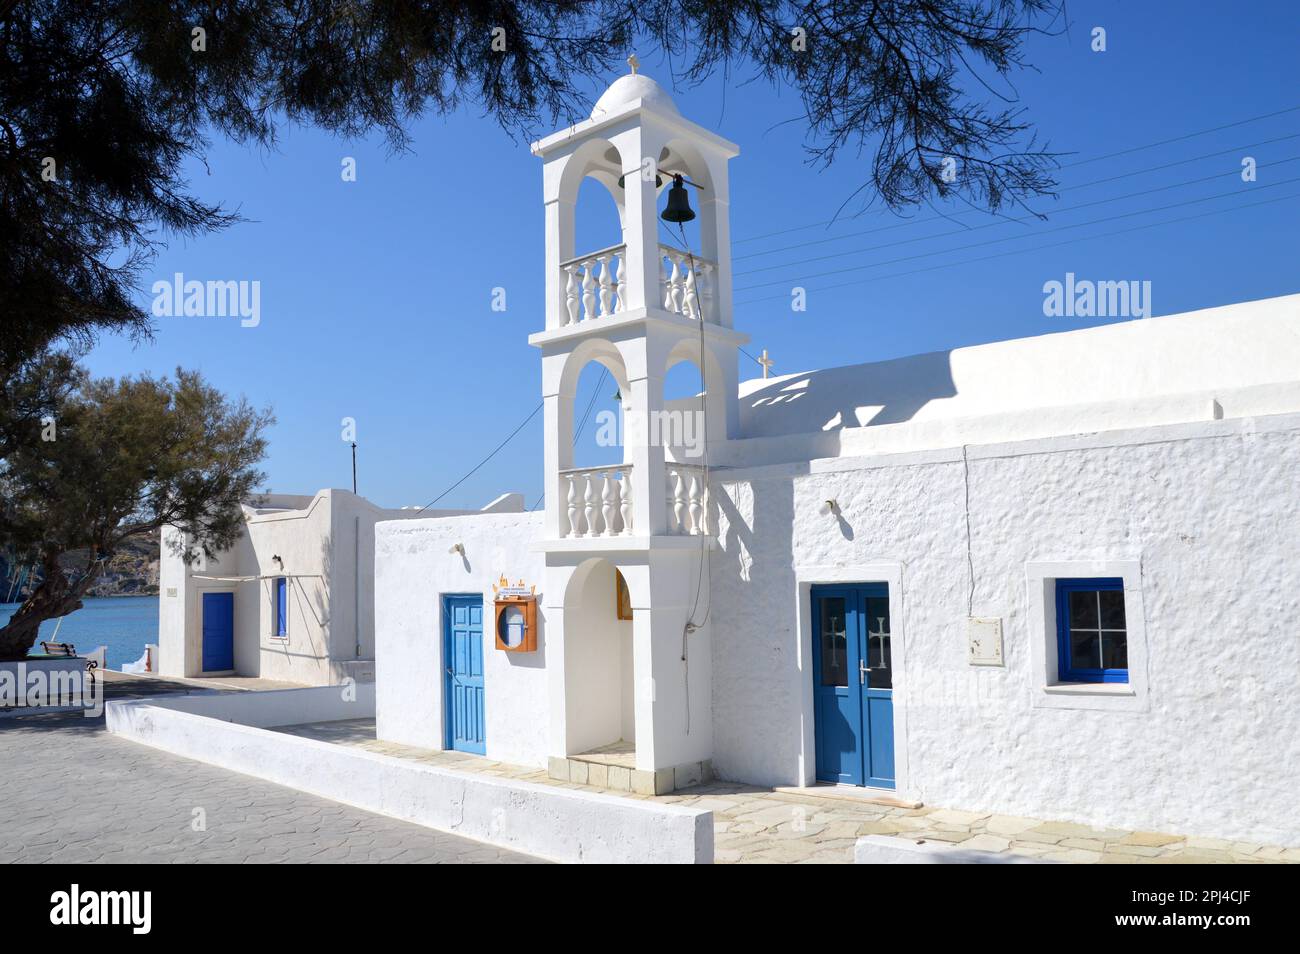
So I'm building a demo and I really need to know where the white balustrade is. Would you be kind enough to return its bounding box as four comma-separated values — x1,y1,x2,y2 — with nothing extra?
658,246,716,323
665,465,710,535
559,465,633,537
560,245,627,325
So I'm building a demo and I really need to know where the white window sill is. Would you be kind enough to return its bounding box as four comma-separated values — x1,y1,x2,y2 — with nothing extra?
269,634,289,642
1044,682,1135,697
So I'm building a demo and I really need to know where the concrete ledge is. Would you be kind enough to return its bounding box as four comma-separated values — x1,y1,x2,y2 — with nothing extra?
854,834,1055,865
106,689,712,864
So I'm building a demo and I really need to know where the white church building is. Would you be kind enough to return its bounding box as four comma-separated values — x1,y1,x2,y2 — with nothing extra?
372,72,1300,846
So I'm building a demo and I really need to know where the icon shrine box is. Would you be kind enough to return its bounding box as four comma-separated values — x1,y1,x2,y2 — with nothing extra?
493,577,537,653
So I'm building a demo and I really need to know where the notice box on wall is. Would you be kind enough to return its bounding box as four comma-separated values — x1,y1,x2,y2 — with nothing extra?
493,576,537,653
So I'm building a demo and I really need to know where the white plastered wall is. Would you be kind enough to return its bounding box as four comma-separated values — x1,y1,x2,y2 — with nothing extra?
709,412,1300,846
374,511,549,768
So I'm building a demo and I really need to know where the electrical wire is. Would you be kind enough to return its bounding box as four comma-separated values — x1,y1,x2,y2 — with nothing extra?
414,402,542,514
735,175,1300,298
736,157,1300,282
734,133,1300,263
732,104,1300,245
734,189,1300,305
532,366,611,510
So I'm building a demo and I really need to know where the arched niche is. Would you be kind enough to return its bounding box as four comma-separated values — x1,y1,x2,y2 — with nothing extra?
562,557,638,755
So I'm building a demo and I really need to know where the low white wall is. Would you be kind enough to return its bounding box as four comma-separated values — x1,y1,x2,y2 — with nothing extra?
105,691,712,863
124,683,375,727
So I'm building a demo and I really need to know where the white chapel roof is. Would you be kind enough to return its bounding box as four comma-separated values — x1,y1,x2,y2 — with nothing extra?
736,293,1300,450
591,72,680,118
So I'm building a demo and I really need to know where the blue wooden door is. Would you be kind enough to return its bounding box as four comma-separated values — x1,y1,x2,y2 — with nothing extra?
443,595,486,755
201,592,234,672
811,584,895,789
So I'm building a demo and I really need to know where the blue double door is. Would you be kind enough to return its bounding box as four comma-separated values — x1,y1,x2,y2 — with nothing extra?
811,584,895,788
443,595,486,755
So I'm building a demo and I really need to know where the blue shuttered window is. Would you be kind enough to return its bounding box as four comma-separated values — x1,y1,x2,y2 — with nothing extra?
274,577,288,637
1056,578,1127,683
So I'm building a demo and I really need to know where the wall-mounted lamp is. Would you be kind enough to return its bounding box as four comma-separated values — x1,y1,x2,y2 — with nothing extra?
448,543,465,556
271,554,284,568
818,499,840,517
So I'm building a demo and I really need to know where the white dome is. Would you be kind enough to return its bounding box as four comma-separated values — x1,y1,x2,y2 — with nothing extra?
591,73,679,118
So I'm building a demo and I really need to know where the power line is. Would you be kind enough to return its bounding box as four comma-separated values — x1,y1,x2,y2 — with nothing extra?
736,157,1300,282
734,174,1300,295
415,402,542,514
732,104,1300,246
532,367,611,509
734,134,1300,263
733,190,1300,306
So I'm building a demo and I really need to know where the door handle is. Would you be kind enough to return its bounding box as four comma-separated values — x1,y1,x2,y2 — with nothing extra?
859,659,868,684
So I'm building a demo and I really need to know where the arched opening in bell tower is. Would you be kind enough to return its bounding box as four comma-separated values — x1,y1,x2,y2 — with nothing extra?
562,558,637,762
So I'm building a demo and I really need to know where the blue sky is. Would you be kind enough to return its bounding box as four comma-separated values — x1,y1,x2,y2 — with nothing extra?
83,3,1299,509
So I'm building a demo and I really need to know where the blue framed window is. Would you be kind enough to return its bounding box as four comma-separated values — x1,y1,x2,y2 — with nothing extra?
274,577,288,637
1056,578,1127,683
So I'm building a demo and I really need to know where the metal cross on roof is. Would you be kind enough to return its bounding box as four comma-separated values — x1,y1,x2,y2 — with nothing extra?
758,349,775,379
627,53,640,75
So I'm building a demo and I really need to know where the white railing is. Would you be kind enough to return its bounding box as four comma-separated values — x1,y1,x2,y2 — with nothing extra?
562,244,626,325
561,464,633,538
666,464,710,535
659,245,716,323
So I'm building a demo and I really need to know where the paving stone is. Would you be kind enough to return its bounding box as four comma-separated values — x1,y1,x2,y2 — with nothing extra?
1059,838,1107,851
0,711,544,864
984,815,1041,836
927,808,989,826
1119,831,1185,848
962,833,1012,853
1105,843,1167,858
1031,820,1108,838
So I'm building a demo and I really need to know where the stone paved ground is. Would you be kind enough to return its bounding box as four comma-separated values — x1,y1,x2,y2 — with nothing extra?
0,681,543,864
281,719,1300,865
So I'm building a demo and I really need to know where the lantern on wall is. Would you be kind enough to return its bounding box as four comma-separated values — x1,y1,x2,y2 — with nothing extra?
493,575,538,653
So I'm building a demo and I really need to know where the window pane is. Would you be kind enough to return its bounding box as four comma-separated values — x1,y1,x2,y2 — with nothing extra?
1068,590,1098,629
1101,632,1128,670
819,598,848,687
1099,589,1126,630
1070,631,1100,671
864,596,892,690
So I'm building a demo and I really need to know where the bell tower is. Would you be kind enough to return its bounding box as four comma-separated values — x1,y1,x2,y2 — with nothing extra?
529,68,747,786
529,67,747,542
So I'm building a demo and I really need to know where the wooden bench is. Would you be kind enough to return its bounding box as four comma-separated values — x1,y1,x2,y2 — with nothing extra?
37,641,98,695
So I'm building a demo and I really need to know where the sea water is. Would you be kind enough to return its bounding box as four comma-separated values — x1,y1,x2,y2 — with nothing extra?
1,595,158,671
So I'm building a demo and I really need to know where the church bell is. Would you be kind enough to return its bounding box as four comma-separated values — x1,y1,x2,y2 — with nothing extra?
661,174,696,223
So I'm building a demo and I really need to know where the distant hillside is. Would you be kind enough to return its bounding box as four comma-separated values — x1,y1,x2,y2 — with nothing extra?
2,534,160,601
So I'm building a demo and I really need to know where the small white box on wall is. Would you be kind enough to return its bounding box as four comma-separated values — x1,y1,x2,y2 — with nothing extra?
967,617,1004,666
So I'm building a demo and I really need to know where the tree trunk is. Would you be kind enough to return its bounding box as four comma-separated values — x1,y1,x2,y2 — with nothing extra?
0,554,101,660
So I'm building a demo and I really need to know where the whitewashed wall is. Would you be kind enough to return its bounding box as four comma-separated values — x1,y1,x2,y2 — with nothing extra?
710,412,1300,847
374,511,549,768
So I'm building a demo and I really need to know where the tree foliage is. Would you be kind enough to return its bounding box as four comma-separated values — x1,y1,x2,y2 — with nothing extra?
1,0,1060,373
0,366,272,658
